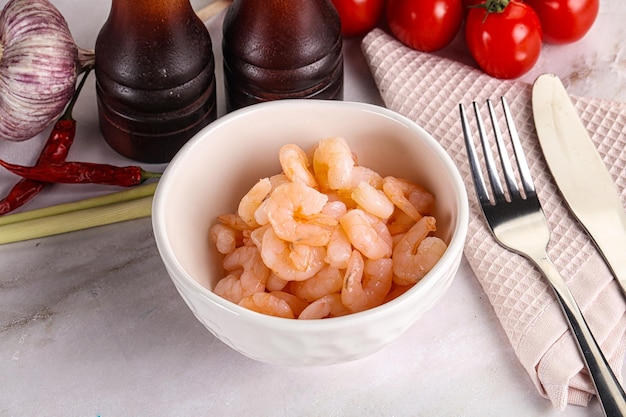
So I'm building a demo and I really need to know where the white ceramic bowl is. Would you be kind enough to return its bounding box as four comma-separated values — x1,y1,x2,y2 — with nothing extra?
152,100,468,366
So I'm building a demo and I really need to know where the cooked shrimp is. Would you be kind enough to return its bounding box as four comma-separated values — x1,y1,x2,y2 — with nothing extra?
279,144,318,188
340,209,392,260
351,181,395,220
238,177,272,227
238,292,295,319
346,165,383,189
266,272,288,291
298,293,350,320
209,223,239,254
289,242,322,271
384,283,413,303
386,208,417,236
321,200,347,220
325,226,352,269
397,236,447,285
214,246,270,303
211,138,445,319
253,198,270,226
313,137,355,190
246,224,269,250
331,189,358,211
218,213,255,232
269,291,309,316
341,250,393,313
408,185,435,216
222,246,269,285
264,181,336,246
260,227,326,281
382,176,424,221
320,200,350,269
253,174,292,226
288,265,343,302
392,216,447,285
213,273,245,304
269,173,291,189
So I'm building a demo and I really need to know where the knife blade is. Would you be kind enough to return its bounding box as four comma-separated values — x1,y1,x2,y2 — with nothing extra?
532,72,626,295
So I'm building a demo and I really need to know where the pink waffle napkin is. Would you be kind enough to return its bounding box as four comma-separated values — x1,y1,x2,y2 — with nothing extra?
361,28,626,410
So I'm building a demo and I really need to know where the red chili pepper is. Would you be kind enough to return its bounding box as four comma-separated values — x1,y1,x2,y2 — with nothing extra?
0,70,90,215
0,160,162,187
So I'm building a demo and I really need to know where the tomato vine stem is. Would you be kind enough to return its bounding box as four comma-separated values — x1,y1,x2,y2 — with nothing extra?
469,0,511,22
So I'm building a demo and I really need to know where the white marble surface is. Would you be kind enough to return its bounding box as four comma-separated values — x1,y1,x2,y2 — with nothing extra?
1,1,625,416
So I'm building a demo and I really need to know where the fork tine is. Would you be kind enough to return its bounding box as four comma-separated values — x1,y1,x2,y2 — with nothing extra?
487,99,521,200
460,103,491,206
501,97,536,196
472,101,505,203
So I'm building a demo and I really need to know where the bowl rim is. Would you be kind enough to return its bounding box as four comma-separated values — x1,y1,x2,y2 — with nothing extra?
152,99,469,329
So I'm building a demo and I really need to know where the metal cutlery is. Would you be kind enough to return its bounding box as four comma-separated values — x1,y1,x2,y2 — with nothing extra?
532,73,626,296
460,97,626,416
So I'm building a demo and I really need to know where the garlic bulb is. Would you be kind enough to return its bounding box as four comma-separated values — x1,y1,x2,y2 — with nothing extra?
0,0,92,141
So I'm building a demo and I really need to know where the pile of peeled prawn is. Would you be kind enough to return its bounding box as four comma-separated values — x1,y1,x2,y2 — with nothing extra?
209,137,448,319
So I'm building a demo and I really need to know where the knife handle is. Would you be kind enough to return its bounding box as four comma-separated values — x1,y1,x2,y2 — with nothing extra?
537,255,626,416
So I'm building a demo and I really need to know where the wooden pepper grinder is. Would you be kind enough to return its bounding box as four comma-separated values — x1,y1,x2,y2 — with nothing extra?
222,0,344,112
95,0,217,163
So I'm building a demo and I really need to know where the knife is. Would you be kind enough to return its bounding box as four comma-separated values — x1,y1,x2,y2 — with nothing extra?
532,73,626,295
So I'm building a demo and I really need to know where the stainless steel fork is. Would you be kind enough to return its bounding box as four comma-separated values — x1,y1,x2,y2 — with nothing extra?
461,97,626,416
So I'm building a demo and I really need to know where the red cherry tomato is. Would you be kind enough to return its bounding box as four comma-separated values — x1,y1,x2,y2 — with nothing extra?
465,1,542,79
462,0,485,6
386,0,464,52
461,0,486,16
331,0,385,37
523,0,598,44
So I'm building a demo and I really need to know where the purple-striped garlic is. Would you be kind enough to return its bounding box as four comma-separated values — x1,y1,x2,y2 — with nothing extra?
0,0,94,141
